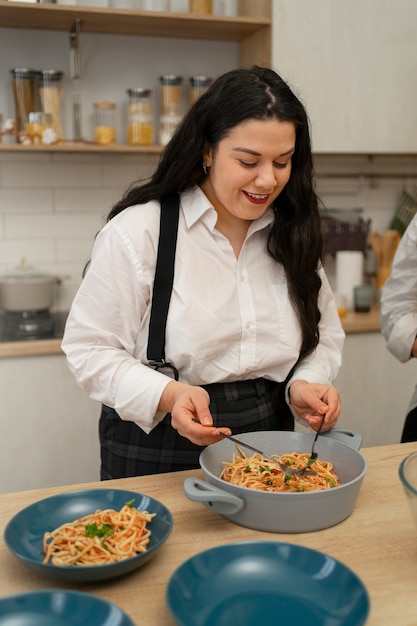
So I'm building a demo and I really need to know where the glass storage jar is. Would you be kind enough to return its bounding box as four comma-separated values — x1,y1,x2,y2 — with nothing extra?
25,112,54,145
10,68,37,143
38,69,64,140
159,75,183,116
159,75,183,145
189,76,212,105
189,0,212,14
93,101,116,145
127,88,154,145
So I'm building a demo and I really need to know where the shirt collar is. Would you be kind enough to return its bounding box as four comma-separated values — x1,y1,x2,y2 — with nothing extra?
181,186,275,233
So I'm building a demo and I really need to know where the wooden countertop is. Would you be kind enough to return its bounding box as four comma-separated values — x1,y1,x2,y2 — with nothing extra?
0,337,62,358
0,307,381,358
339,304,381,334
0,441,416,625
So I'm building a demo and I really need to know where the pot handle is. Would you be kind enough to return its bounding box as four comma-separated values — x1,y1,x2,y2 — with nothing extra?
183,477,244,516
320,428,362,450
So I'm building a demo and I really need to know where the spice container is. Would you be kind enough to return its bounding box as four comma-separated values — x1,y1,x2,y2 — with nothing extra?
38,69,64,140
25,112,54,145
10,68,37,143
93,101,116,145
189,76,212,105
127,88,154,145
189,0,212,13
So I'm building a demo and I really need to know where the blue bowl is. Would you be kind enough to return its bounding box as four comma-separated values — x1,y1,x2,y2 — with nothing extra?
4,488,173,583
399,450,417,529
0,589,134,625
167,541,370,626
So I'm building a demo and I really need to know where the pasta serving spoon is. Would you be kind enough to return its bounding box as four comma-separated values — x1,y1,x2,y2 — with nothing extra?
191,417,316,477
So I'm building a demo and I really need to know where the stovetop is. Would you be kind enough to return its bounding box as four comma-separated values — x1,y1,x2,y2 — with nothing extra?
0,311,68,342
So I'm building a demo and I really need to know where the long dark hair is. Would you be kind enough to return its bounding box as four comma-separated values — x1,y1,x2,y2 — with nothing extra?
108,65,322,360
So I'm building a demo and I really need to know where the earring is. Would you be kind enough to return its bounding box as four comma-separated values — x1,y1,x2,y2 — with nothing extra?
203,163,210,175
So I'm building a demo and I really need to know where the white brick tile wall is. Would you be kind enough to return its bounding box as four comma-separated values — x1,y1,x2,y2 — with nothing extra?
0,152,416,313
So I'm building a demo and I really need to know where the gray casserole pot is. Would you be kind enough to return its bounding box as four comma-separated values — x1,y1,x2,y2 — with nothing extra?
0,269,58,312
184,429,367,533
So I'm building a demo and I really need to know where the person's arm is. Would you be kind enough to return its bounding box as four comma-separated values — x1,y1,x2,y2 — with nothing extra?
381,217,417,363
285,269,345,431
62,206,175,434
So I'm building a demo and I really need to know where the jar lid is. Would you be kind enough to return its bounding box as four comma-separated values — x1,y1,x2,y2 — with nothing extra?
10,68,36,78
39,69,64,80
159,75,183,85
94,101,116,110
189,76,212,86
127,88,152,98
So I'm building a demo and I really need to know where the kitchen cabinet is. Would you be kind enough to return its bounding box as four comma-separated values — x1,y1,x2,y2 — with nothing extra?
334,331,416,446
0,354,100,493
271,0,417,153
0,0,271,153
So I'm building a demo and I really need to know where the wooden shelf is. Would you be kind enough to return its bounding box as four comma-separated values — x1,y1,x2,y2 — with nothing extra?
0,142,163,154
0,1,269,40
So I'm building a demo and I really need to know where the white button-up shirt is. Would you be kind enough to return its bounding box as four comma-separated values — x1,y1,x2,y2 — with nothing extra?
62,186,345,432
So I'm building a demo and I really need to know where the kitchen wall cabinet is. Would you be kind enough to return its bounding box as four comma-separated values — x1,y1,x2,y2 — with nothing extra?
0,354,100,493
271,0,417,153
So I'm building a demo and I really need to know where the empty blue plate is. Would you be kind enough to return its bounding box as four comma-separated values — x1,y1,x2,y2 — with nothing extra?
4,488,173,583
0,590,134,626
166,541,370,626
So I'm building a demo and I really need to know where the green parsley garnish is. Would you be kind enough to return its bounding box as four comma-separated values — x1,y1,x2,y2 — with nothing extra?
85,523,114,540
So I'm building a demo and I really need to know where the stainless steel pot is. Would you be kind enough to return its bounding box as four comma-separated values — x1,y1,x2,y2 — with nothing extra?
184,429,367,533
0,269,58,313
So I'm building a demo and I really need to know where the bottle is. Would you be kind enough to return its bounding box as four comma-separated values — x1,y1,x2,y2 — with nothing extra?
38,69,64,140
93,101,116,145
127,88,154,145
189,76,212,105
159,75,183,145
10,68,37,143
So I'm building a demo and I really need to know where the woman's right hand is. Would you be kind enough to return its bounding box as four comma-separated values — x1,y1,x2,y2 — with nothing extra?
159,381,232,445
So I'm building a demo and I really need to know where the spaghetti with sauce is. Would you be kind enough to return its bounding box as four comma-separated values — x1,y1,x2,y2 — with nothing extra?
220,450,341,493
43,500,155,566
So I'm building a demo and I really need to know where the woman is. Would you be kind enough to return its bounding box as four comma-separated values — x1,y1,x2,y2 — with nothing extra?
62,66,345,479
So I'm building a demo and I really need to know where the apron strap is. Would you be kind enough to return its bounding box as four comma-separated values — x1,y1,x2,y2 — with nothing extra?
146,192,180,380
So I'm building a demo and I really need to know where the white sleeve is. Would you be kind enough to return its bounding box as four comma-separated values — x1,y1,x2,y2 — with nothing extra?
381,218,417,363
61,209,173,434
287,267,345,387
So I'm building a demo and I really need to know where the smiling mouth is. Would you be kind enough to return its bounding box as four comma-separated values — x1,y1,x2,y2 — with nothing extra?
243,191,270,204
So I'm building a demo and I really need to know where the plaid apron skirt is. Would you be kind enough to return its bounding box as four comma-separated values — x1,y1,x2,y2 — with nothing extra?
99,378,294,479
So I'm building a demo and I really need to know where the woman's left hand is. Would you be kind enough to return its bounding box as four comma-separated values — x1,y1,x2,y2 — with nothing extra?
288,380,341,432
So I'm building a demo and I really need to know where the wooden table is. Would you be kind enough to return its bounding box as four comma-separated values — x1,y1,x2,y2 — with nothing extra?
0,442,416,625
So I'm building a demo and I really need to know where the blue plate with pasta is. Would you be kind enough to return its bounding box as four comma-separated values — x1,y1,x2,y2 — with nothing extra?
166,541,370,626
0,590,134,625
4,488,173,583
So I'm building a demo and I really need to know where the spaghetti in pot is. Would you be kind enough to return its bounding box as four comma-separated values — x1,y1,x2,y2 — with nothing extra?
43,501,155,566
220,450,341,493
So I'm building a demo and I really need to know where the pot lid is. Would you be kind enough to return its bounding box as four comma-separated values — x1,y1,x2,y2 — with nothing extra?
0,258,56,282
